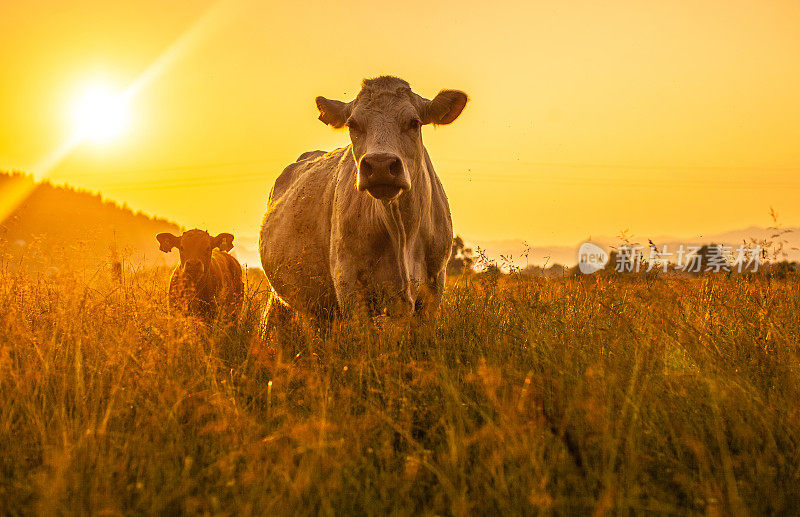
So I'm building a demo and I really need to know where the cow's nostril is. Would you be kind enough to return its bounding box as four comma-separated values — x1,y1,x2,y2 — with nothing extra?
360,160,374,177
389,157,403,177
362,153,402,177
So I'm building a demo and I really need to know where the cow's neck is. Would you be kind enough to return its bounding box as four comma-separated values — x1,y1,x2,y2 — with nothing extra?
183,273,212,302
376,200,411,301
373,151,432,300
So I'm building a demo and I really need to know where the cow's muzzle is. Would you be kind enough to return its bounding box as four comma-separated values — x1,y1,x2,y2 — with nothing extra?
357,153,411,201
183,259,204,279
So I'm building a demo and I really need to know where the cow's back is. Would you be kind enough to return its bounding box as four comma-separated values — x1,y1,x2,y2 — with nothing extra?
268,151,326,204
259,149,344,318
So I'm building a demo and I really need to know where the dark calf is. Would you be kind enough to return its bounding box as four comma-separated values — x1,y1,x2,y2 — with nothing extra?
157,229,243,324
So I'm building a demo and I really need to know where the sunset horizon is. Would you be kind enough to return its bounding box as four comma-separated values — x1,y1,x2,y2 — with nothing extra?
3,0,800,254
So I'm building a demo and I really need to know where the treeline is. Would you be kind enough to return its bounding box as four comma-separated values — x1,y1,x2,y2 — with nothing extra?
0,171,180,269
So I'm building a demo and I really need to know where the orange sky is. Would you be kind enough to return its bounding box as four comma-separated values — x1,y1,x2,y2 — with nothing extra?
2,0,800,254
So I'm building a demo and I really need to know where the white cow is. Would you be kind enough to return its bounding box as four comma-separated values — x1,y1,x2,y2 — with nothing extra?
259,76,467,322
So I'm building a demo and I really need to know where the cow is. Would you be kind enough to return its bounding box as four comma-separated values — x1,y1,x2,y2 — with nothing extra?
156,229,244,324
259,76,467,324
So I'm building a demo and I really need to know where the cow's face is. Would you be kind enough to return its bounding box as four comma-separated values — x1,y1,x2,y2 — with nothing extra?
157,229,234,280
316,76,467,201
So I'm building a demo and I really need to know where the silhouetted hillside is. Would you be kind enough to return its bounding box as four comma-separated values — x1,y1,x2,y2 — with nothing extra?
0,171,180,269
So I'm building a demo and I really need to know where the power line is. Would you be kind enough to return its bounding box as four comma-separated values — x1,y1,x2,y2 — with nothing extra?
437,171,800,189
95,170,800,191
45,155,800,191
436,156,800,172
52,157,287,182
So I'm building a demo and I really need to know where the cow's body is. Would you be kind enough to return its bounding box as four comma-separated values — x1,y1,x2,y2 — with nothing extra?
168,250,243,322
157,229,244,324
260,146,452,320
259,76,466,322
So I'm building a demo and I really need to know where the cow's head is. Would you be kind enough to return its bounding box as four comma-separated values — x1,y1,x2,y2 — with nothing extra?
157,229,234,280
316,76,467,201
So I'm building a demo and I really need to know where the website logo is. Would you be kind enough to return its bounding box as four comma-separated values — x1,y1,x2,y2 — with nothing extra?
578,242,609,274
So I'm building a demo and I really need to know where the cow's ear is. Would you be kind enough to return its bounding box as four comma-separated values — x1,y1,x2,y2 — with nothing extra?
315,96,351,128
420,89,468,125
156,233,180,253
213,233,234,252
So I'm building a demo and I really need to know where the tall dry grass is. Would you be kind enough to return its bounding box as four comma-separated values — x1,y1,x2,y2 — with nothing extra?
1,257,799,515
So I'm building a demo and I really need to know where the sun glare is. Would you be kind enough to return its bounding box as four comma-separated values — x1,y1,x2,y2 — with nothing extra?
70,83,130,144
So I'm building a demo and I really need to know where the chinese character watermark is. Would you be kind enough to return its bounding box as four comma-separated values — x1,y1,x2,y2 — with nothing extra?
579,243,762,275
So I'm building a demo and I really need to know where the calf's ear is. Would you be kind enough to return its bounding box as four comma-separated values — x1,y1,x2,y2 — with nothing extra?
419,89,468,125
156,233,180,253
213,233,234,252
315,96,351,128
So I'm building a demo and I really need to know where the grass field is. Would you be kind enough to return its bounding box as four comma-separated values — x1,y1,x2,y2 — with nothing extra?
1,258,799,515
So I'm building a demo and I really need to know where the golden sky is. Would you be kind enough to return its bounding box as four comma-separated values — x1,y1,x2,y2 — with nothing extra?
2,0,800,252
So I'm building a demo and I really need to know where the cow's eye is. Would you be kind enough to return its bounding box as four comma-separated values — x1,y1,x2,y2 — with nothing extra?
408,118,421,131
346,119,362,133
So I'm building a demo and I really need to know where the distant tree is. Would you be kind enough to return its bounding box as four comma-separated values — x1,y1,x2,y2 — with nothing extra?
480,263,502,277
693,244,729,273
521,264,544,277
447,235,475,275
762,260,799,279
546,264,568,278
520,263,570,278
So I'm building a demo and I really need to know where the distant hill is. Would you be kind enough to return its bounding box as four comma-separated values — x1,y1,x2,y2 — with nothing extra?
0,171,181,269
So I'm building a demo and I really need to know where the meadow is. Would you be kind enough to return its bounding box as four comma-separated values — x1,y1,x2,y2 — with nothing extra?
1,254,799,515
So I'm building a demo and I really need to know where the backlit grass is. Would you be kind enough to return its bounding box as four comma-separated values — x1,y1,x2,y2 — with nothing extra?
1,260,799,514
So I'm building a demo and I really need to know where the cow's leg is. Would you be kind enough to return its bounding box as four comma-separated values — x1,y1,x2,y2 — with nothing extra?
414,270,446,324
334,277,373,324
386,292,414,319
262,292,293,339
340,278,415,319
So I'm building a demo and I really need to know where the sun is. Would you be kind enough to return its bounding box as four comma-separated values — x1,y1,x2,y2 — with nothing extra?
70,83,130,144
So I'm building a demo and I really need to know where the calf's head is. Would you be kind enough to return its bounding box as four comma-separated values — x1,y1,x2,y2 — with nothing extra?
157,229,234,280
316,76,467,201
